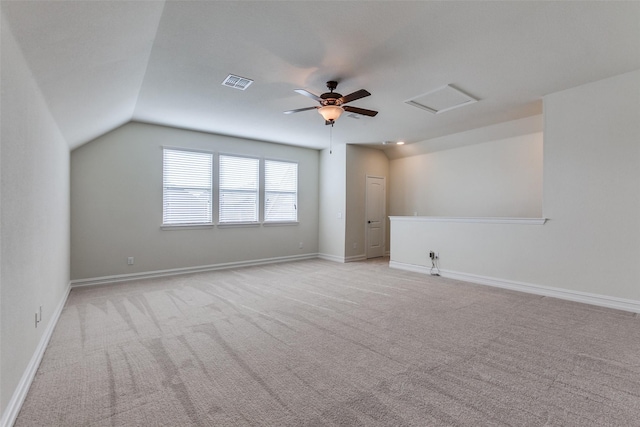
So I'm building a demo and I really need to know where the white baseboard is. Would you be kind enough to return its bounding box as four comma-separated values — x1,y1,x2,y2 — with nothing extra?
389,261,433,276
317,253,345,263
1,283,71,427
389,260,640,313
70,254,319,288
319,253,386,263
345,254,367,263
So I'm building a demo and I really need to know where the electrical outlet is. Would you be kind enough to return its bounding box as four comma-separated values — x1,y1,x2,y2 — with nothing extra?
127,257,134,265
429,251,435,260
353,242,357,249
298,242,303,249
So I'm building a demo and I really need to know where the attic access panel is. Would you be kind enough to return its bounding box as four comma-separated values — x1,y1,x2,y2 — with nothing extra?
406,84,478,114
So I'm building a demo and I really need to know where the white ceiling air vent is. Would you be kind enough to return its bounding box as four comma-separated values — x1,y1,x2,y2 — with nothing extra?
405,84,477,114
222,74,253,90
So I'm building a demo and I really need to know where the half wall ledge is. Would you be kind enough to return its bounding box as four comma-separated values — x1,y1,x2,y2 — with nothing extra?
389,216,547,225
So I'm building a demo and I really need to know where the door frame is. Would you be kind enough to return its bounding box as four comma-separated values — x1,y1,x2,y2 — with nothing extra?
365,175,386,259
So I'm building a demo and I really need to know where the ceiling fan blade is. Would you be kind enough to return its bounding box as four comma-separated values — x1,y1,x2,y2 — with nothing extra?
343,105,378,117
294,89,322,102
339,89,371,104
283,106,319,114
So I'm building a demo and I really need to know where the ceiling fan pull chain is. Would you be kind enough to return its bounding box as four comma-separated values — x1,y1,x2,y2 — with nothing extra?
329,124,333,154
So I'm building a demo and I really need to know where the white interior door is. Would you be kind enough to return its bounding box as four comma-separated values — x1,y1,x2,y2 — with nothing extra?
365,176,385,259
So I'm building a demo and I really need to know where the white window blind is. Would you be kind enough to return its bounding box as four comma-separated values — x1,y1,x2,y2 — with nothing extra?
219,155,259,223
265,160,298,222
163,149,213,225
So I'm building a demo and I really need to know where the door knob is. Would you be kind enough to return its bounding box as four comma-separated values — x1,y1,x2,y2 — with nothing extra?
367,221,371,223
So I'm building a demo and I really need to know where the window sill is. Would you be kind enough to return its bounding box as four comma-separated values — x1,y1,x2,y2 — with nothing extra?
217,222,261,228
161,223,214,230
161,221,300,230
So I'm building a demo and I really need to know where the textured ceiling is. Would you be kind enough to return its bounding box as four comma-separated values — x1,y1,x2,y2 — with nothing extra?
2,1,639,151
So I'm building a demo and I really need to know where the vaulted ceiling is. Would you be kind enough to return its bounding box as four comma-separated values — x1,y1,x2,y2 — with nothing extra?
2,1,639,151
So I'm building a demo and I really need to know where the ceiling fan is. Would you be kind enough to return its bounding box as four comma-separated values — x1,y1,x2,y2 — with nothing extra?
284,81,378,125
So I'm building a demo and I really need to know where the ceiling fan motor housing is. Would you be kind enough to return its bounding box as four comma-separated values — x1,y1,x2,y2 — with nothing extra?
320,93,342,105
321,82,342,105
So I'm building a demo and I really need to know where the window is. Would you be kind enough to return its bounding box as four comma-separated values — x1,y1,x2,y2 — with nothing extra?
163,148,213,225
162,151,299,227
265,160,298,222
219,155,259,223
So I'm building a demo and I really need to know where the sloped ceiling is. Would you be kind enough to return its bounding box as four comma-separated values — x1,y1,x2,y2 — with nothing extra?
2,1,639,151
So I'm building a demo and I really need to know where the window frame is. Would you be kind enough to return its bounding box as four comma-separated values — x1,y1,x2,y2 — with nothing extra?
161,150,302,230
162,147,214,228
218,153,261,225
264,158,299,224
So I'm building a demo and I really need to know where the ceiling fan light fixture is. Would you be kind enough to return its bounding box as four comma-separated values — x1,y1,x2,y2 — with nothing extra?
318,105,344,122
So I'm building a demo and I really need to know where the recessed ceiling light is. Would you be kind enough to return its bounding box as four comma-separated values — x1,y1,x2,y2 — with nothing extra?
396,141,405,145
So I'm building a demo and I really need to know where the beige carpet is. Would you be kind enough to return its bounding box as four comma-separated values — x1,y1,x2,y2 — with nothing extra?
16,258,640,426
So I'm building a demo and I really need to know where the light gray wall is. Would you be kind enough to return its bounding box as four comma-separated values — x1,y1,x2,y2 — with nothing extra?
70,122,319,280
1,14,70,416
390,130,543,217
345,145,390,259
318,144,346,260
390,70,640,302
539,69,639,298
384,115,543,160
